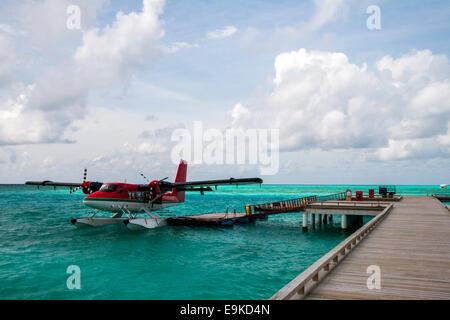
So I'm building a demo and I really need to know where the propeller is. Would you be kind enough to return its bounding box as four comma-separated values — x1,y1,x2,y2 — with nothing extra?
70,168,87,194
156,177,173,193
141,173,170,191
148,177,170,205
140,173,149,183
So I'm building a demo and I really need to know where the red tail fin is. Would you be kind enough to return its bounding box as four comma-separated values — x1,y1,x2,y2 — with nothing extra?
172,159,187,202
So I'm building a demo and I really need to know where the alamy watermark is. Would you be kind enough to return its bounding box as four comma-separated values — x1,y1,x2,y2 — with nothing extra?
66,5,81,30
366,5,381,30
366,265,381,290
66,265,81,290
171,121,279,175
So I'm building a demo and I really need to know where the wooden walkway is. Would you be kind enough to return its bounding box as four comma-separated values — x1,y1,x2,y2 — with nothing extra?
305,196,450,299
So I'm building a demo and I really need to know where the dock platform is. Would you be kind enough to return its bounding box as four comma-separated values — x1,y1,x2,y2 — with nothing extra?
271,196,450,300
167,212,260,226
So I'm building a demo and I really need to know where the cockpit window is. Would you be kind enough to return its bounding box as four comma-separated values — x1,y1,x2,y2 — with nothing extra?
99,184,119,192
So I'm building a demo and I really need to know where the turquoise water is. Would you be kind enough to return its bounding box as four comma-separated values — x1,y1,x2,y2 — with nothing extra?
0,184,446,299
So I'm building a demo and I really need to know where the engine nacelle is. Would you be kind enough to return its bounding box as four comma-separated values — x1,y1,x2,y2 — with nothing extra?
81,181,103,194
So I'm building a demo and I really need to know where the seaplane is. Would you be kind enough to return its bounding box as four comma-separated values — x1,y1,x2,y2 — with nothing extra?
25,160,263,230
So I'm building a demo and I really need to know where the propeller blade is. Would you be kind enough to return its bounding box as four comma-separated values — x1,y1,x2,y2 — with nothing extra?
140,173,149,182
70,169,87,194
70,186,81,194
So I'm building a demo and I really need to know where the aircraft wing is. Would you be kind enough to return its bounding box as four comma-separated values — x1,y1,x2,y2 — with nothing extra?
25,181,81,187
172,177,263,191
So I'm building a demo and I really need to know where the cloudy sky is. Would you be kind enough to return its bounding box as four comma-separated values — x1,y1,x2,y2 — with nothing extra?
0,0,449,184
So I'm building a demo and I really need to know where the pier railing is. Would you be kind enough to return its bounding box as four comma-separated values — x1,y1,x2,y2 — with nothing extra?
249,192,346,215
270,203,394,300
307,201,386,209
315,192,347,202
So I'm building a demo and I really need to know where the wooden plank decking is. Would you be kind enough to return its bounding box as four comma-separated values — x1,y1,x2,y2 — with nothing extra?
167,212,248,226
305,196,450,299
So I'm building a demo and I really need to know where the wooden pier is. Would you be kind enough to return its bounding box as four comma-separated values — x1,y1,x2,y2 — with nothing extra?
271,196,450,300
166,193,392,228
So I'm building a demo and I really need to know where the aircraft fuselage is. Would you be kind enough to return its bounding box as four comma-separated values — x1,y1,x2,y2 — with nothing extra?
82,182,182,213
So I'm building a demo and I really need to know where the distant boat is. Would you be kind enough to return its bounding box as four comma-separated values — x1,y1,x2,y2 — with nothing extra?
440,184,447,189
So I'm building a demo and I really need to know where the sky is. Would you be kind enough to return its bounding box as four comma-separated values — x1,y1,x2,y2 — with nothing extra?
0,0,449,185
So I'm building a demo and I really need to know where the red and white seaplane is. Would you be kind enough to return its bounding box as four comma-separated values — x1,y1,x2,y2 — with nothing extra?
26,160,262,230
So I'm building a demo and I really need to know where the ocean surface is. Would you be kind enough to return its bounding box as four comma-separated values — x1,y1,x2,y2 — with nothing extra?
0,184,447,300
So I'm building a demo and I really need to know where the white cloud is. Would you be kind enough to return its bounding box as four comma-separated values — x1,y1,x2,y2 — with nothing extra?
79,122,187,181
231,48,450,161
137,125,183,154
374,138,447,161
0,147,17,164
270,0,349,43
438,123,450,147
206,26,238,39
0,24,25,37
376,49,450,83
308,0,348,31
164,41,199,54
0,0,167,146
0,33,17,87
16,0,107,49
75,0,165,83
0,65,88,145
231,103,250,125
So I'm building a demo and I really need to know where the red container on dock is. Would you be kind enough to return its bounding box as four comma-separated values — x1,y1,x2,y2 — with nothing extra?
356,191,363,201
368,189,375,197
